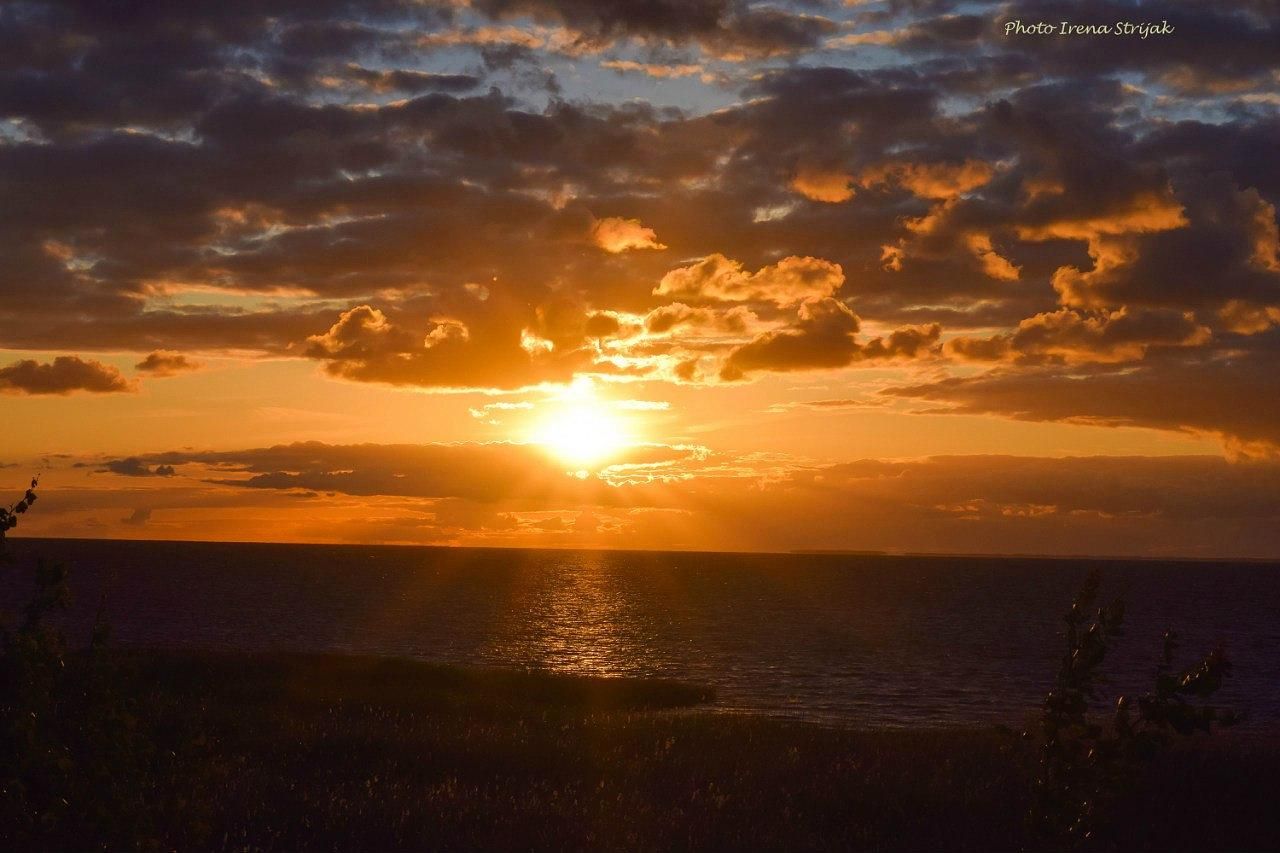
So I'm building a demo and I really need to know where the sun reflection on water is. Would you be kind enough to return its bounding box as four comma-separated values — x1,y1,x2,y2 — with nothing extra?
483,552,661,677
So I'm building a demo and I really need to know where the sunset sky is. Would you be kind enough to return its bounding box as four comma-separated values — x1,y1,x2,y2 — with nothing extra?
2,1,1279,556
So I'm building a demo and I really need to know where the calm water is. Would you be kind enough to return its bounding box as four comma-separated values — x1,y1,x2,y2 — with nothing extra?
5,539,1279,728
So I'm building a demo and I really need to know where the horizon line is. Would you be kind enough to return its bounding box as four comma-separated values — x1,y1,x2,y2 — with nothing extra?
11,535,1280,566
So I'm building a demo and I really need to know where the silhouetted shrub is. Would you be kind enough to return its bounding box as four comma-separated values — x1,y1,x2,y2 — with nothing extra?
1029,569,1239,844
0,480,213,850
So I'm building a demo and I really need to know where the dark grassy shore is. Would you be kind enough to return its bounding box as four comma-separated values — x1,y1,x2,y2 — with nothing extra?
61,650,1279,852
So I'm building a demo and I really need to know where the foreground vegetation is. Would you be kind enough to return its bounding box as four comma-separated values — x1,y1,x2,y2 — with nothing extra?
4,650,1272,852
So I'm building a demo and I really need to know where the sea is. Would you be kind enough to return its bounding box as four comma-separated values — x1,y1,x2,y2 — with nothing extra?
4,538,1278,728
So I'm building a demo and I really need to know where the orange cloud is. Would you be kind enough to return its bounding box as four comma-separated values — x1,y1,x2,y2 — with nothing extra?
591,216,667,252
790,166,855,203
1016,189,1187,242
965,233,1022,281
860,159,995,199
600,60,705,79
1218,300,1280,335
643,303,758,335
306,306,416,357
655,254,844,306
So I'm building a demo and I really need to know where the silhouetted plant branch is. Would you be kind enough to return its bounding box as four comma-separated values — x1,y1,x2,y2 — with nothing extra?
0,476,38,538
1029,569,1240,845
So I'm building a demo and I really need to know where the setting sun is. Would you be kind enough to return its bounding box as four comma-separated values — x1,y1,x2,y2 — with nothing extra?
529,379,632,466
530,400,630,466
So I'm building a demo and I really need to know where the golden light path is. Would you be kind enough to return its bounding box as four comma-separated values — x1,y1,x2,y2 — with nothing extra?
529,378,633,467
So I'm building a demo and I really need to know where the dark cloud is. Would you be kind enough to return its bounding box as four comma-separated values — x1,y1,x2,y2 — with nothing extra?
721,298,859,379
721,299,940,380
1138,118,1280,203
470,0,837,57
473,0,730,40
45,443,1280,557
0,1,457,139
947,308,1211,365
135,350,201,376
885,337,1280,456
877,3,1279,94
0,0,1275,411
1047,175,1280,318
122,507,152,526
93,458,177,478
0,306,337,356
337,66,482,95
0,356,134,395
302,303,596,390
748,454,1280,557
110,440,708,502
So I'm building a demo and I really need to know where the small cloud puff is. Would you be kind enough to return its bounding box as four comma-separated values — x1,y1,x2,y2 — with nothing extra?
591,217,667,252
135,350,201,376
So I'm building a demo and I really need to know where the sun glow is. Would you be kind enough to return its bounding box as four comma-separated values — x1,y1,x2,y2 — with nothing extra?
530,379,632,466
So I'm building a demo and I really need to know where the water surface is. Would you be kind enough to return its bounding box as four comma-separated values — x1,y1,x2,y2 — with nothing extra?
5,539,1277,727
